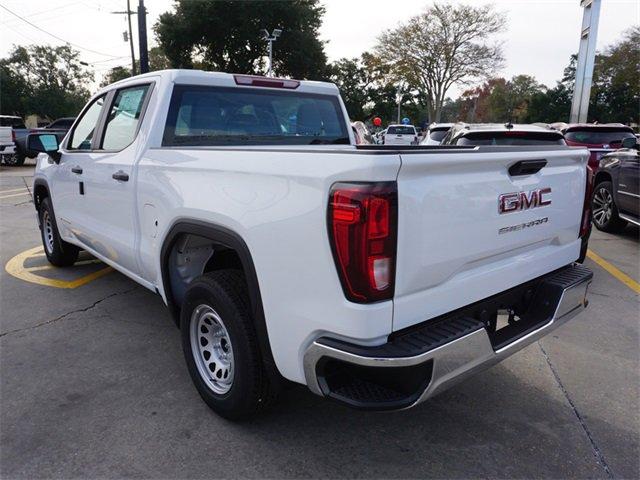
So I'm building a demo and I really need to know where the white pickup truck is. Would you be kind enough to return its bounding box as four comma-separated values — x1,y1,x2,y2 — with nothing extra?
0,126,17,164
30,70,593,419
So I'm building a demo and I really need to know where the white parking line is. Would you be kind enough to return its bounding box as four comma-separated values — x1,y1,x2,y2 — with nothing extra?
0,191,31,200
0,187,29,195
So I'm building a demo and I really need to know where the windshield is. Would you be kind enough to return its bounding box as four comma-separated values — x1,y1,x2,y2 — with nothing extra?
455,131,566,146
163,85,349,146
565,129,635,146
387,126,415,135
429,129,449,141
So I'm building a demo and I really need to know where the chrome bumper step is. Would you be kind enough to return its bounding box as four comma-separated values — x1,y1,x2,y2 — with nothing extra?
303,264,593,410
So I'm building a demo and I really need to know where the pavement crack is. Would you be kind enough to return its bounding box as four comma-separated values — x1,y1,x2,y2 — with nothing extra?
21,176,32,195
538,342,614,478
0,287,138,338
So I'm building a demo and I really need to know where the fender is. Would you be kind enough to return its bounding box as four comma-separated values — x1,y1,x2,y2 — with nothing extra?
32,177,50,211
159,220,279,376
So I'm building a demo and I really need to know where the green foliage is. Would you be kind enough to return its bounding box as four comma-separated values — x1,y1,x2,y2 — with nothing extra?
154,0,328,79
588,26,639,124
0,45,93,119
100,66,132,87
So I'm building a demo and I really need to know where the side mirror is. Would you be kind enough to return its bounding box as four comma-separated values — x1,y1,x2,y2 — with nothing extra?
27,133,61,162
621,137,638,149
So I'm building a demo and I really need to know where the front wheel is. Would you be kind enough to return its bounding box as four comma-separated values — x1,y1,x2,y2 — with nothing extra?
591,181,627,233
180,270,279,420
38,197,79,266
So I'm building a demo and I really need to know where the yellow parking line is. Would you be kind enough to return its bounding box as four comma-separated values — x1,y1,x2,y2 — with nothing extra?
587,249,640,294
5,246,113,288
25,259,104,272
0,187,29,194
0,191,31,200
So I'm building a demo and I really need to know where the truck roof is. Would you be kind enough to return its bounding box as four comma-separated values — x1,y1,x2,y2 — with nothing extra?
101,69,340,96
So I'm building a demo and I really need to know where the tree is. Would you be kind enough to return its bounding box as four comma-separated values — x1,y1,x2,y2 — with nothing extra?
0,62,30,115
589,26,639,124
375,2,505,122
100,66,132,87
154,0,329,79
329,58,370,120
1,45,93,118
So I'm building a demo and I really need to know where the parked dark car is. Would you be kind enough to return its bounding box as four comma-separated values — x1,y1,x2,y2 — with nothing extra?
552,123,636,173
441,123,566,146
19,117,76,160
591,137,639,232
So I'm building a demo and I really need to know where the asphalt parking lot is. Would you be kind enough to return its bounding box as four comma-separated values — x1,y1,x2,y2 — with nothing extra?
1,161,638,479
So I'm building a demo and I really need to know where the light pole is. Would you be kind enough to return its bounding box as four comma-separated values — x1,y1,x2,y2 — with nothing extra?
396,83,405,124
261,29,282,77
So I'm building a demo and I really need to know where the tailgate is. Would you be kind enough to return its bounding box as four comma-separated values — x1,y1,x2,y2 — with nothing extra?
393,147,588,331
0,127,12,145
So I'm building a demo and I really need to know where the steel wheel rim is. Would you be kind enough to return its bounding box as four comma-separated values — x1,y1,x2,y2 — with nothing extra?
592,187,613,226
42,210,54,254
190,304,234,394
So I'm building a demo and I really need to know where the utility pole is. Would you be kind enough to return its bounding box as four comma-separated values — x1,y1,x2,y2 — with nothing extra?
138,0,149,73
396,84,404,124
111,0,137,75
260,29,282,77
570,0,601,123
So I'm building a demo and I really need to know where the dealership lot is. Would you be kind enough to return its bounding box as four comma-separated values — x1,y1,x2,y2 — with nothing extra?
1,163,638,479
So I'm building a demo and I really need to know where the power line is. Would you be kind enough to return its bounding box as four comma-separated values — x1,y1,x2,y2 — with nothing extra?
0,2,122,58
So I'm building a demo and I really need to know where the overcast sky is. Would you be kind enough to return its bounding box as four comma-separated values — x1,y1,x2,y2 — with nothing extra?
1,0,638,97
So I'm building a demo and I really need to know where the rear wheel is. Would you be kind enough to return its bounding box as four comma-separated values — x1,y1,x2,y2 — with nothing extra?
38,197,79,266
180,270,279,419
591,181,627,233
2,153,23,166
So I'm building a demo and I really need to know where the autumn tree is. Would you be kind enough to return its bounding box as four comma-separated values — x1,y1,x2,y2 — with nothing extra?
375,2,505,122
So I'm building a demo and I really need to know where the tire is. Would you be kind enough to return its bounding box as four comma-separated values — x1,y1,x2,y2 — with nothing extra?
38,197,79,266
2,153,23,166
181,270,279,420
591,181,627,233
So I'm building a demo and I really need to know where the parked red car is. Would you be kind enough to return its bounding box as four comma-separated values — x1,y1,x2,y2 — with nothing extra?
552,123,637,172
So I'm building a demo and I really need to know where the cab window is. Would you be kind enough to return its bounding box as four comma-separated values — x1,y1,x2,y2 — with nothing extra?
101,85,151,150
68,95,106,150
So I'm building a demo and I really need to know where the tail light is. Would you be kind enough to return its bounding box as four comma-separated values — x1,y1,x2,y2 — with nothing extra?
11,130,16,142
580,165,594,238
328,182,397,303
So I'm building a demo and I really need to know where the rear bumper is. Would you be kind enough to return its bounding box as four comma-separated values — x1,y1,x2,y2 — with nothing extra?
0,144,16,154
303,264,592,410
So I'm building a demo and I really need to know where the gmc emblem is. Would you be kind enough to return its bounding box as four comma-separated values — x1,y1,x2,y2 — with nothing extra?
499,188,551,214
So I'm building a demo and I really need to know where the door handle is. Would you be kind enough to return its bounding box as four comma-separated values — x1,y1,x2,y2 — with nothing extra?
71,166,83,174
112,170,129,182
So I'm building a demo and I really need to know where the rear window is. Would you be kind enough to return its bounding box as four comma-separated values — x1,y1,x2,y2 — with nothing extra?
0,117,25,129
429,129,449,141
387,126,415,135
564,129,635,145
163,85,349,146
455,131,566,146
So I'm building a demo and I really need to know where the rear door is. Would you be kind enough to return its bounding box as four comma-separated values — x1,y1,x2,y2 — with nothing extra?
80,83,153,275
393,147,588,330
617,150,640,217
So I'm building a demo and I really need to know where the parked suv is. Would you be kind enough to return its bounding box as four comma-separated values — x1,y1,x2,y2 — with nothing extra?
441,123,566,146
552,123,636,173
29,70,592,419
420,123,453,145
591,137,639,232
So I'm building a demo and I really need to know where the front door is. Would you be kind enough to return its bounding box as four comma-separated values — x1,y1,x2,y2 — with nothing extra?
51,94,107,243
80,83,152,276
